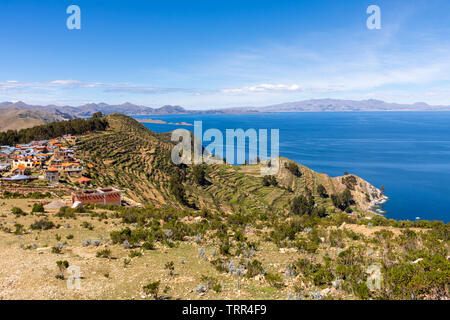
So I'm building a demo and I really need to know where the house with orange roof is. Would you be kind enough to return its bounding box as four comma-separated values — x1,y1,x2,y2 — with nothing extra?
33,161,42,167
77,176,92,185
49,139,61,145
12,164,26,175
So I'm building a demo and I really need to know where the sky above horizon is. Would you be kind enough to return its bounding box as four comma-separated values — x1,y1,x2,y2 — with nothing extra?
1,0,450,109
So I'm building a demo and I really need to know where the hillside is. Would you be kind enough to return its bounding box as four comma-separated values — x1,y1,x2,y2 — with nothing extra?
78,114,384,216
0,107,74,132
0,113,447,301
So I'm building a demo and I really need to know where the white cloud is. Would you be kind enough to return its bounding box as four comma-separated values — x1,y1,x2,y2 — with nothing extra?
221,84,303,94
0,80,192,95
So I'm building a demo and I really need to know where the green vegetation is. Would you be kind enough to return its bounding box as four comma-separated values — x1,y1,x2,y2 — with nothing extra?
96,249,112,258
31,203,45,213
30,218,55,230
316,184,328,198
12,207,26,216
262,175,278,187
143,281,161,300
55,260,69,280
165,261,175,277
2,191,51,199
342,175,358,190
331,189,354,211
284,162,302,177
191,165,209,186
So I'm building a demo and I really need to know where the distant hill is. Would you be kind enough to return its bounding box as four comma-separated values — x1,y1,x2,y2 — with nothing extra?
0,101,194,117
0,107,74,132
1,99,449,118
244,99,450,112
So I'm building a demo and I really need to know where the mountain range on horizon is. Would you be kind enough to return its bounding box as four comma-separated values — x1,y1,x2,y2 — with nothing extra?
1,98,450,118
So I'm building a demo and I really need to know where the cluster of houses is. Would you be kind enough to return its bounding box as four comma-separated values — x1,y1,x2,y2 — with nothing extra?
1,134,124,207
0,134,90,184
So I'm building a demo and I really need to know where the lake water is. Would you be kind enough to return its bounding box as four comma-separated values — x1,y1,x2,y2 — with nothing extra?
135,112,450,222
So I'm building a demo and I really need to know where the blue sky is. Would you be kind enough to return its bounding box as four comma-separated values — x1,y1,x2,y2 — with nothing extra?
1,0,450,109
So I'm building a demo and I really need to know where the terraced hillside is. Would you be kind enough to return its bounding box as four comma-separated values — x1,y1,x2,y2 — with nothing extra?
77,114,384,216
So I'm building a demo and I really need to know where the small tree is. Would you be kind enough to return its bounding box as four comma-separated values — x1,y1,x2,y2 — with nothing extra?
291,195,315,216
191,165,208,186
262,175,278,187
169,171,186,204
285,162,302,177
56,260,69,279
13,223,24,235
123,258,131,268
165,261,175,277
92,112,103,119
331,189,354,211
316,184,328,198
143,281,161,300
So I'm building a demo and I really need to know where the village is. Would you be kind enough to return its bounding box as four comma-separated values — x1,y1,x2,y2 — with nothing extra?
0,134,123,208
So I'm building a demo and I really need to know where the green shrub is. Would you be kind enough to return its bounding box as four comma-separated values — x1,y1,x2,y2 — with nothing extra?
32,203,45,213
143,281,161,300
56,260,69,279
30,218,55,230
246,259,265,278
353,281,370,299
284,162,302,177
129,250,142,258
142,241,155,250
317,184,328,198
12,207,26,216
96,248,112,258
52,246,62,254
165,261,175,277
265,272,284,288
13,223,24,235
56,207,76,218
262,175,278,187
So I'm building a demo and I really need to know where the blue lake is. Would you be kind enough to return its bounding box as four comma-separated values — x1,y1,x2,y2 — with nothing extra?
135,112,450,222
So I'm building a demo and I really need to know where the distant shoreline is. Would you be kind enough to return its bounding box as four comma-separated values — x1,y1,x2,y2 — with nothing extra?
130,110,450,117
135,118,193,126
